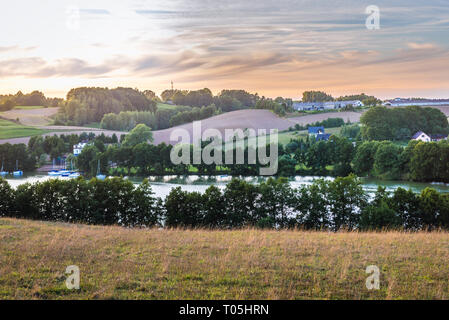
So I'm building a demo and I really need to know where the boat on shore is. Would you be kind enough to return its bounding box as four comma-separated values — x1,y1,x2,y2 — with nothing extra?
13,160,23,177
60,170,71,177
48,170,61,177
69,172,81,179
0,162,8,176
96,160,107,180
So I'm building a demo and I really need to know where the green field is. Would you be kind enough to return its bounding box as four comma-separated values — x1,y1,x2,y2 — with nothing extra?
13,106,47,110
156,102,191,111
0,119,49,139
82,122,101,129
235,127,344,146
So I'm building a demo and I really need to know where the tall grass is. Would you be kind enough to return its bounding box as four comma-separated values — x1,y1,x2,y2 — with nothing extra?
1,218,449,300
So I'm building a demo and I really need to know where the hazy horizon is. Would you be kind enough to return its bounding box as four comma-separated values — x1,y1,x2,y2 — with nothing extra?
1,0,448,100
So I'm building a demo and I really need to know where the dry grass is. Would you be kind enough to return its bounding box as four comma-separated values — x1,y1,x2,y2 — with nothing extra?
0,107,58,126
1,218,449,300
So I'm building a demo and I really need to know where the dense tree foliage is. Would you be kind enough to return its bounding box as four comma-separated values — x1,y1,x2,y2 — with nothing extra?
0,143,35,171
101,111,157,131
169,104,219,127
3,175,449,231
302,91,334,102
56,87,157,125
122,124,153,147
255,97,292,116
289,118,346,132
361,106,449,140
0,91,62,110
26,133,117,166
2,177,161,227
336,93,381,106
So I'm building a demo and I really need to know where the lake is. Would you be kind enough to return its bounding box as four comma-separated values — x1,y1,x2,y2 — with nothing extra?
4,174,449,199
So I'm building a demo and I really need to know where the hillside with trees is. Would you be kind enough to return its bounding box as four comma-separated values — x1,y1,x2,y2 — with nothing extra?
0,91,62,111
301,91,380,106
55,87,157,126
360,106,449,141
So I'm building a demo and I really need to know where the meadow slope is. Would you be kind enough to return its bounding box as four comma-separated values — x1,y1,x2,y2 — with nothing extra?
0,109,362,145
0,107,59,126
152,109,362,145
1,218,448,300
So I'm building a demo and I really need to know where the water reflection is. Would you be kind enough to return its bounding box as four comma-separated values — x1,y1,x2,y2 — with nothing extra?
5,174,449,199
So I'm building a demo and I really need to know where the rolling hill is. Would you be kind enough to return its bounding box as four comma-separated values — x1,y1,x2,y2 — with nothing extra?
0,109,363,145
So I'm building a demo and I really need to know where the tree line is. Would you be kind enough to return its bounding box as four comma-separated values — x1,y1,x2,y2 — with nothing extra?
301,91,381,106
361,106,449,141
100,104,221,131
69,123,449,183
161,88,292,116
55,87,157,126
0,91,62,111
287,118,347,132
1,175,449,231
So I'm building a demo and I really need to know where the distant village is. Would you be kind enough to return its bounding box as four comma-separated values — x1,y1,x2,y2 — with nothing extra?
293,98,449,111
295,97,449,144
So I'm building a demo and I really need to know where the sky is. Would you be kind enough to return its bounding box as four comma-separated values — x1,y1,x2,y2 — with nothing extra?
0,0,448,100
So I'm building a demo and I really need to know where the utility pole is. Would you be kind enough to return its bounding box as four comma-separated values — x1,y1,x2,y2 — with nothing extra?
171,81,174,91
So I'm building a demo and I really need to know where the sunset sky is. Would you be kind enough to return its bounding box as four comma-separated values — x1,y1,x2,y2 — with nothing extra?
1,0,448,100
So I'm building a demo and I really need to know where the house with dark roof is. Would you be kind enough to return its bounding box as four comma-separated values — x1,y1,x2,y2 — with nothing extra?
412,131,448,142
316,133,331,141
308,126,325,135
412,131,431,142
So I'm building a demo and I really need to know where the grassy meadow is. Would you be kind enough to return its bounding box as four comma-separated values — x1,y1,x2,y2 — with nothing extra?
13,106,47,110
1,218,449,300
156,102,190,111
0,119,50,139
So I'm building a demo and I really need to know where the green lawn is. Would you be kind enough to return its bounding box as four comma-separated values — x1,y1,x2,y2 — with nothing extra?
221,127,343,150
0,119,50,139
13,106,47,110
83,122,101,129
156,102,191,111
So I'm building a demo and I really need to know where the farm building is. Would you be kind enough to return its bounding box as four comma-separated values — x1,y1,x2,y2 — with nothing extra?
430,134,448,142
412,132,431,142
316,133,332,141
73,143,88,156
411,132,448,142
383,98,449,107
293,100,363,111
308,127,325,136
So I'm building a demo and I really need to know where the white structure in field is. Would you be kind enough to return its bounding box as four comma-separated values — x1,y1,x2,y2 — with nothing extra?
383,98,449,107
412,131,431,142
73,143,87,156
293,100,363,111
411,131,448,142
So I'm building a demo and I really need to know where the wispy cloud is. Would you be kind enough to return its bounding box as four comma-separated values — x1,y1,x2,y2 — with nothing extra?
0,0,448,98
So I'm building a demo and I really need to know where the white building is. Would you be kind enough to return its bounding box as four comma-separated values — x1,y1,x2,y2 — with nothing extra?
412,131,431,142
73,143,88,156
293,100,363,111
383,98,449,107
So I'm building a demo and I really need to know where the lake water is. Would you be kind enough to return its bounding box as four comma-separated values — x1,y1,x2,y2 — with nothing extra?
4,174,449,199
